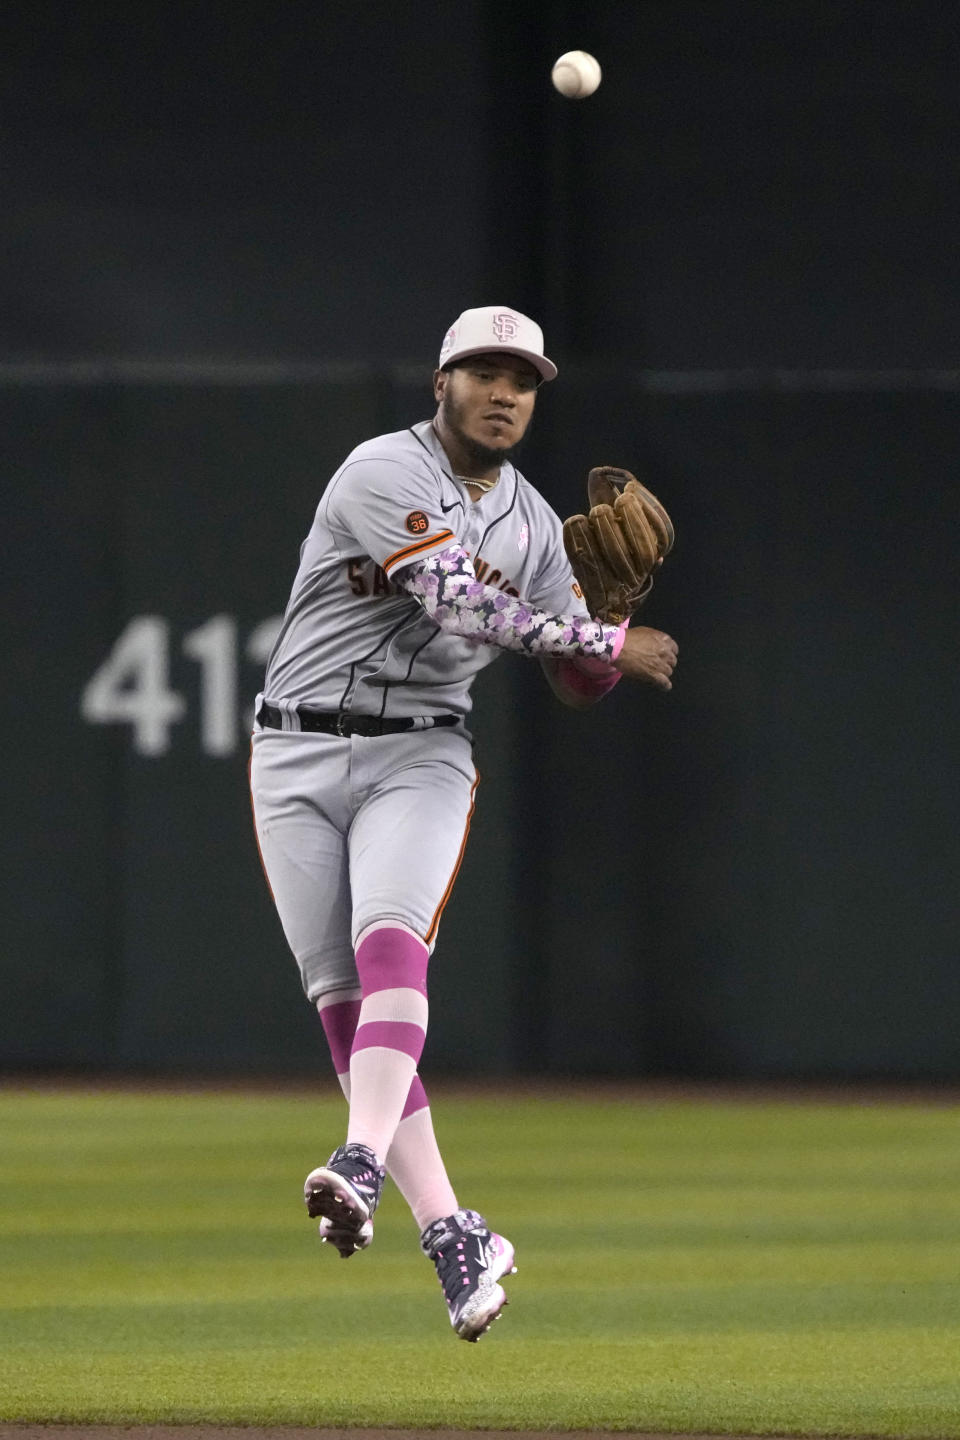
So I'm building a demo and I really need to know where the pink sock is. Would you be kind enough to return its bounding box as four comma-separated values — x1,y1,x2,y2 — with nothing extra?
388,1096,458,1229
318,986,457,1228
346,924,429,1163
318,989,362,1091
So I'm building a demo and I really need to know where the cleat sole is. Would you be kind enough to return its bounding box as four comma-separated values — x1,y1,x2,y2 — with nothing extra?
454,1282,509,1342
304,1166,374,1257
318,1214,374,1259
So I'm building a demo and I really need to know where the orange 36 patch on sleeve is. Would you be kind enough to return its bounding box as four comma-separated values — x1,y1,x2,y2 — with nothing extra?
405,510,430,536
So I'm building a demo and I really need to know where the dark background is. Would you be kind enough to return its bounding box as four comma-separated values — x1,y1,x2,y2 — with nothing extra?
3,1,957,1079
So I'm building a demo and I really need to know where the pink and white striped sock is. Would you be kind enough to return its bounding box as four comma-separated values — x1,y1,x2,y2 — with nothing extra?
387,1102,458,1230
345,923,430,1164
317,973,458,1229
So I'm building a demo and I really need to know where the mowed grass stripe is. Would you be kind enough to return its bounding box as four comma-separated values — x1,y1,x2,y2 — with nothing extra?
0,1085,958,1434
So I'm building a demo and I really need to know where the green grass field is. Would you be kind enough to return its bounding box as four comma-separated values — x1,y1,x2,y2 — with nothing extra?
1,1083,958,1435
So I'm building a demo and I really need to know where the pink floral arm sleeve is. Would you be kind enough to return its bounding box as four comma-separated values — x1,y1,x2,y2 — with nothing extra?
395,544,623,661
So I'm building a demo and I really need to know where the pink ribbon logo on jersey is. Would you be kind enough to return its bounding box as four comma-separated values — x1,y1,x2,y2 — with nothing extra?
492,312,519,342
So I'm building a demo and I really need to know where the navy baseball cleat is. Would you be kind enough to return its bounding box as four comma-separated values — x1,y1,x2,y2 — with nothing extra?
420,1208,516,1341
304,1143,385,1258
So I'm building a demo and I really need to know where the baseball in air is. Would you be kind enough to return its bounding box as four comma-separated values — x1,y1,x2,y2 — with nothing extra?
551,50,602,99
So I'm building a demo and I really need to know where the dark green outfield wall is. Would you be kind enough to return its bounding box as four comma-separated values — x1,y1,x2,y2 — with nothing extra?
3,374,957,1078
2,0,958,1076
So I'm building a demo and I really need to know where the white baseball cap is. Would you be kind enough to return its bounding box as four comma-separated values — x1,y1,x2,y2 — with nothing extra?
438,306,558,383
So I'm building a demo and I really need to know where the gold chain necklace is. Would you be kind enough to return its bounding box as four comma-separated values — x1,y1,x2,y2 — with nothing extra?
456,473,499,493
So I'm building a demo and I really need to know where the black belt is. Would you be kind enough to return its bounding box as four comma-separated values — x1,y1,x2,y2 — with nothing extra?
257,702,459,737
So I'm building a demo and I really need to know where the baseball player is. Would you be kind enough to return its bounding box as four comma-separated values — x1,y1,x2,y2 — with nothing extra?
249,305,678,1341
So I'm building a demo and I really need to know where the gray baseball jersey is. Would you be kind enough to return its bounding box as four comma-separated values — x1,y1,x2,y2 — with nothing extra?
261,420,589,718
251,418,594,999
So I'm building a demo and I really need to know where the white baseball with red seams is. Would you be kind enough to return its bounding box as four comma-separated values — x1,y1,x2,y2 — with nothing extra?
551,50,602,98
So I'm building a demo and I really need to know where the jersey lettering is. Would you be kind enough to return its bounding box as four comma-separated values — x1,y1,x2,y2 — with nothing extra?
262,421,592,714
472,553,519,596
346,557,392,597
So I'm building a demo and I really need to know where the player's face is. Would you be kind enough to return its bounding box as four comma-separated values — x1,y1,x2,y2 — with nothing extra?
435,354,538,466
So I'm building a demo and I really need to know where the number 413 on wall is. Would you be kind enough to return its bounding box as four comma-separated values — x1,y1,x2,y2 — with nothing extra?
80,615,282,757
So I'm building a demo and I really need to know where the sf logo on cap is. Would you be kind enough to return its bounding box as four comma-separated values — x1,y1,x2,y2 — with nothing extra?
492,312,519,341
439,326,457,362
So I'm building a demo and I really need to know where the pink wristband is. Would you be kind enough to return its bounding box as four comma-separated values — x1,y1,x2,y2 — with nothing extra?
557,617,627,698
554,657,622,699
573,620,627,675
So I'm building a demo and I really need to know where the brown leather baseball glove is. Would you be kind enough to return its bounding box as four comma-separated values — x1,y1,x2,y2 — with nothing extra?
562,467,675,624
